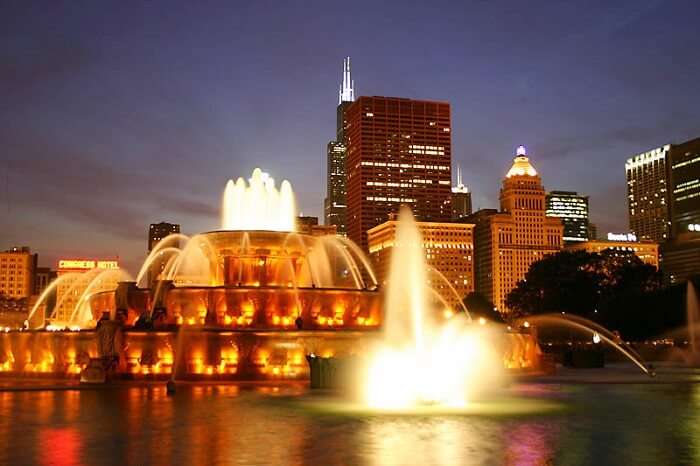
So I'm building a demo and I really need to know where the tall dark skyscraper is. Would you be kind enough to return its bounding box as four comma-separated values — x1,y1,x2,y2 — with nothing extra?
546,190,589,243
669,137,700,238
324,57,355,235
626,145,671,242
345,96,452,251
626,136,700,243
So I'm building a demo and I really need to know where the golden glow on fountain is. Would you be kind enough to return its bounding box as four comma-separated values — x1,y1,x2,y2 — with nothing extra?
221,168,296,231
364,207,504,409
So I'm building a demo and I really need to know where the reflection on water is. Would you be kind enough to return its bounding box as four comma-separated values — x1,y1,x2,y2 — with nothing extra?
41,427,81,466
0,382,698,465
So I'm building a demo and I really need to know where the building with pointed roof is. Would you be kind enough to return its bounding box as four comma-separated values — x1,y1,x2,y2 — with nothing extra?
467,146,563,314
324,57,356,235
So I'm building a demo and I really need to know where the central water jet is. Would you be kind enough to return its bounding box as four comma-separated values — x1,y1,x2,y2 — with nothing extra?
363,207,504,409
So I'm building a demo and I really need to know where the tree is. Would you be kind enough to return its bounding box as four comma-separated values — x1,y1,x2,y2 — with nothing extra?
506,250,601,318
506,249,668,339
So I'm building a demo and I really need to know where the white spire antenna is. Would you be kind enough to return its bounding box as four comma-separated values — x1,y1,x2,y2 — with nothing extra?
452,165,469,193
338,56,355,104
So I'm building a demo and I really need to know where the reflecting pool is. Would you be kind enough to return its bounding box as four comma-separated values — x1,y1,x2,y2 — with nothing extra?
1,371,700,466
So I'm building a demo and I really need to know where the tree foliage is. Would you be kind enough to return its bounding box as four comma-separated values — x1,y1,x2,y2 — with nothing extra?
505,249,676,339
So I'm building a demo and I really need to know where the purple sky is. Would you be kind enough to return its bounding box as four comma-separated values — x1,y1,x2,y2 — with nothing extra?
2,0,699,274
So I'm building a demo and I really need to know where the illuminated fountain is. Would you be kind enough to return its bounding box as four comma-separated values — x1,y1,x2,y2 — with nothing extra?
362,207,505,409
0,168,544,382
0,168,383,380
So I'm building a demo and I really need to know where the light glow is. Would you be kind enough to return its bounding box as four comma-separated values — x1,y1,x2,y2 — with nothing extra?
221,168,296,232
362,207,504,410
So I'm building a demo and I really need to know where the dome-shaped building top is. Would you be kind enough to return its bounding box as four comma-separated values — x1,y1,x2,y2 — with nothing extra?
506,145,538,178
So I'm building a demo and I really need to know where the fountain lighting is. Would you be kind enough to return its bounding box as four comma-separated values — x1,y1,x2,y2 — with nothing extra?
221,168,296,232
520,314,652,375
362,207,504,409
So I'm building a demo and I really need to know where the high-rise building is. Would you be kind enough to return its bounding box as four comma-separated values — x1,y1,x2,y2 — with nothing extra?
324,57,356,235
148,222,181,252
626,136,700,244
367,219,474,311
468,146,563,313
345,96,452,251
545,190,589,243
451,166,472,220
669,137,700,238
661,234,700,284
626,145,671,242
53,259,120,324
0,247,37,299
324,141,347,233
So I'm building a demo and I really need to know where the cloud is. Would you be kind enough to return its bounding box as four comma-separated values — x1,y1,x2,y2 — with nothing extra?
4,135,218,240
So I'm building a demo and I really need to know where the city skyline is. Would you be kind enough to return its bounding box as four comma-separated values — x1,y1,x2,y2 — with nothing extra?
2,1,699,273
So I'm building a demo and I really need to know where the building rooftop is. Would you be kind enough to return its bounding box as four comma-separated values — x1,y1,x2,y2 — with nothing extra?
505,145,538,178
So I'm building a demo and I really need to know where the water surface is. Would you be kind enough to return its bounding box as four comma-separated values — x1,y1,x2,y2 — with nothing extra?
0,375,699,466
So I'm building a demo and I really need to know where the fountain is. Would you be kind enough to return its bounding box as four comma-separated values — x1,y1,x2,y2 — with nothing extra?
0,168,543,382
0,169,385,380
361,207,506,409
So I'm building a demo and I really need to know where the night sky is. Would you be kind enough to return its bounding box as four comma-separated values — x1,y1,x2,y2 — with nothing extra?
2,1,699,274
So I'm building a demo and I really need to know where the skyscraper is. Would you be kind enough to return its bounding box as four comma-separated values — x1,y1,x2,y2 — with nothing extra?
625,145,671,242
324,57,355,235
626,137,700,243
468,146,563,313
546,190,589,243
669,137,700,238
345,96,452,251
451,166,472,220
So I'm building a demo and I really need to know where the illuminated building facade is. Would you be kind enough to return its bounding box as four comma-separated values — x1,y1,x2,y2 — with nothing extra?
451,166,472,220
669,137,700,238
468,146,563,313
325,142,347,233
0,247,37,299
324,57,355,235
546,190,589,243
346,96,452,251
367,219,474,310
626,145,671,242
565,239,659,269
54,259,120,324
